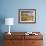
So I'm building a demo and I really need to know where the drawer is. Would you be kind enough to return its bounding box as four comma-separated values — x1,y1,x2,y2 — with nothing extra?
4,40,16,46
32,40,43,46
4,40,24,46
4,35,24,40
24,40,43,46
25,35,43,40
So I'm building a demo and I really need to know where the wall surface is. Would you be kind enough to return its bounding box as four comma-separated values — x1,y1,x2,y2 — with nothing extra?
0,0,46,46
0,0,46,32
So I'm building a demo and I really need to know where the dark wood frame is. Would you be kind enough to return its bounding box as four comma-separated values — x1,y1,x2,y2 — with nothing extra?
18,9,36,24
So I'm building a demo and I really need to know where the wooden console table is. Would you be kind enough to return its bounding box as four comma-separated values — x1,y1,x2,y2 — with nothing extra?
4,32,43,46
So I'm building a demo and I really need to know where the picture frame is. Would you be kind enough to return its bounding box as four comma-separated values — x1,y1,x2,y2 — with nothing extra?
18,9,36,23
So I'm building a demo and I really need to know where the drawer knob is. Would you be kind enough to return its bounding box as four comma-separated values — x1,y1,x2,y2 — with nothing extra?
32,42,35,44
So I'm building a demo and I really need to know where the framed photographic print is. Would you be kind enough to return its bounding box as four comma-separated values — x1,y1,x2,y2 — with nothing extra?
18,9,36,23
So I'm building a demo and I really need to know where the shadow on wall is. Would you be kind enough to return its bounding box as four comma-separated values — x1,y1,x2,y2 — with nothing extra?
0,16,5,46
